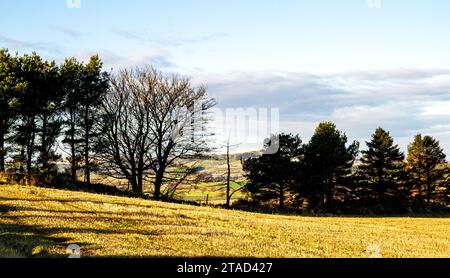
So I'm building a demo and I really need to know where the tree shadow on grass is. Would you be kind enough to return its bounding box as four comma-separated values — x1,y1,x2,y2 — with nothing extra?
0,217,229,258
0,213,200,230
0,221,76,258
2,194,450,222
234,209,450,219
0,196,190,213
0,199,223,258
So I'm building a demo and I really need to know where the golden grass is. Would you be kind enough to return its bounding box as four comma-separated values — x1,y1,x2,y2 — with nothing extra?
1,185,450,258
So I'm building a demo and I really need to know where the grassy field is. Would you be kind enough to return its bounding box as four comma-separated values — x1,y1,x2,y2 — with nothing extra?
1,185,450,258
175,157,246,203
177,181,246,203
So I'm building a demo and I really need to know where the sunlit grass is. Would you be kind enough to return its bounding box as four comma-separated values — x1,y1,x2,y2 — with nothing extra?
1,185,450,258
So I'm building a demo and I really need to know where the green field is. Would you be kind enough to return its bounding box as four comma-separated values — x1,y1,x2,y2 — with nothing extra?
176,181,246,203
172,157,247,203
1,185,450,258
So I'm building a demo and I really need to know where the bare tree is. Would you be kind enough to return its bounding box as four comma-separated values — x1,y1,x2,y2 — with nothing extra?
219,134,246,208
144,68,216,199
97,67,215,197
97,69,156,194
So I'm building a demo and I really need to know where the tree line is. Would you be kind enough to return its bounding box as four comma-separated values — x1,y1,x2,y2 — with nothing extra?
0,49,215,199
2,49,449,213
242,123,450,214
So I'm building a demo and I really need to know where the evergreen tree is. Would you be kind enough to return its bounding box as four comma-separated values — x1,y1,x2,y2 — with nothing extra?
359,128,405,205
36,60,63,173
14,53,48,175
10,53,63,176
407,135,425,203
60,58,84,182
78,56,109,184
301,122,359,212
407,134,447,205
242,134,303,209
0,49,26,171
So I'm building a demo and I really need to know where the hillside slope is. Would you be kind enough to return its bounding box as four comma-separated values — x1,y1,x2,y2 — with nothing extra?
0,185,450,258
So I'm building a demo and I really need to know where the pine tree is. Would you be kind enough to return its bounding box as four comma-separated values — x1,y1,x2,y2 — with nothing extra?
78,56,109,184
61,58,84,182
36,60,63,173
0,49,26,171
407,135,425,203
242,134,303,209
11,53,63,176
14,52,48,175
301,122,359,212
407,134,447,205
359,128,405,204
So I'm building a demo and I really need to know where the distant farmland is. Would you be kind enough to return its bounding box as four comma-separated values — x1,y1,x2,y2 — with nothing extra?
85,154,249,203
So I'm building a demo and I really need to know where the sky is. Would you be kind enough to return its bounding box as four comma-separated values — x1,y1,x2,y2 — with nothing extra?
1,0,450,155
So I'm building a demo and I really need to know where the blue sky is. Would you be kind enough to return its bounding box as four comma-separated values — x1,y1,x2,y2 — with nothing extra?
1,0,450,154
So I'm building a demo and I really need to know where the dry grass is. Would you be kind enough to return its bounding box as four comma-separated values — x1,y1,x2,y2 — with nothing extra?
1,184,450,258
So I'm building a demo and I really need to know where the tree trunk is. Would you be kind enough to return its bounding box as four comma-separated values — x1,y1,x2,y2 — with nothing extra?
377,168,384,202
26,118,36,176
426,171,431,205
279,183,285,210
84,106,90,184
309,177,319,211
69,110,77,183
137,173,143,195
127,178,138,194
226,143,231,208
129,173,137,193
327,178,334,212
0,126,5,172
19,147,25,173
418,172,422,204
310,193,318,211
154,170,164,199
70,135,77,182
41,115,48,171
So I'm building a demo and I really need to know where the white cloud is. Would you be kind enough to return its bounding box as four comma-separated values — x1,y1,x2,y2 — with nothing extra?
191,68,450,155
421,101,450,116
